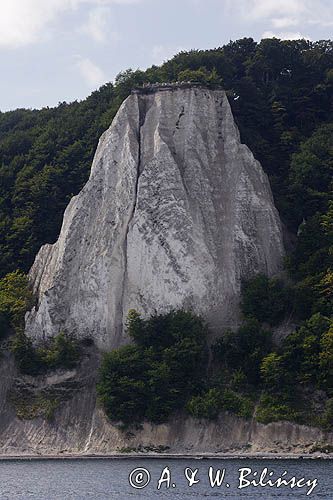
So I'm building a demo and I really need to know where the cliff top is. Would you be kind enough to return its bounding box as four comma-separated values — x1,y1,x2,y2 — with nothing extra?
131,81,224,95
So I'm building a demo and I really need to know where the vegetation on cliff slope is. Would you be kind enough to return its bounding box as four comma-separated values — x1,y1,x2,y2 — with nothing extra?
0,37,332,427
98,292,332,429
210,276,332,427
0,270,33,338
10,331,80,376
97,310,208,424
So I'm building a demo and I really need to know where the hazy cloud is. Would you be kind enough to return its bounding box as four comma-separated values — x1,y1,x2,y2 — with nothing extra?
226,0,333,37
271,18,299,29
0,0,66,48
80,6,121,43
246,0,306,20
0,0,141,48
262,31,311,41
76,56,107,86
151,45,187,64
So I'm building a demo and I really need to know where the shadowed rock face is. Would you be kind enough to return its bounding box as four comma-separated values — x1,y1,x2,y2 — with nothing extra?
25,87,285,350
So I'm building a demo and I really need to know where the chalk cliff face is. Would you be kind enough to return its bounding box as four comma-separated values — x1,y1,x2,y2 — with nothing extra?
25,87,285,350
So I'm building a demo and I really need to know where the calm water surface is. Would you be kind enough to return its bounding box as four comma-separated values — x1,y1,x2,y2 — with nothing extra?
0,458,332,499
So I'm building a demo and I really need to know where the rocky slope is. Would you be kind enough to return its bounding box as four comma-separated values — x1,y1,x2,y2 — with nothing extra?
0,351,332,456
25,86,285,350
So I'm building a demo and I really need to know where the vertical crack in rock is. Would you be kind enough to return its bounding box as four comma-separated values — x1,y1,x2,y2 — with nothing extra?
119,95,147,334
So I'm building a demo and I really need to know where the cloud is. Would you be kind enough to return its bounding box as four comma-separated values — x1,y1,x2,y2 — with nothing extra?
81,7,108,42
0,0,141,49
271,18,299,28
151,45,187,64
76,57,107,87
0,0,66,48
262,31,311,41
81,6,119,43
246,0,306,20
230,0,333,32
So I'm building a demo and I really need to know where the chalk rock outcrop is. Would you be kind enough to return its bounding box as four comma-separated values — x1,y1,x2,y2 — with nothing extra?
25,87,285,350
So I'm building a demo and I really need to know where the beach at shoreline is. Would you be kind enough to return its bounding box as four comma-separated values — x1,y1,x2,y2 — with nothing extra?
0,452,332,460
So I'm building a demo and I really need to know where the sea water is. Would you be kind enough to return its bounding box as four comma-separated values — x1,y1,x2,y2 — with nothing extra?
0,458,331,499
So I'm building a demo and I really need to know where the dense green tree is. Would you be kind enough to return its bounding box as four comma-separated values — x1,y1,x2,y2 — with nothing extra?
0,271,33,336
97,345,149,423
10,332,41,375
10,331,81,375
241,274,291,325
287,203,333,319
127,308,208,353
213,318,272,384
177,67,222,85
289,123,333,221
39,332,80,370
260,352,288,390
319,323,333,390
187,388,221,420
97,310,208,424
283,313,331,387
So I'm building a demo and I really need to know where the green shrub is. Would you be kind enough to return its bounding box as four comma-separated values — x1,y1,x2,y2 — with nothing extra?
260,352,289,390
11,331,80,375
187,388,254,420
241,274,291,326
283,313,331,387
221,389,254,419
10,332,42,376
39,332,80,370
319,323,333,390
319,398,333,430
256,394,299,424
213,318,272,384
187,388,221,420
229,369,248,391
292,275,321,320
97,310,208,425
0,271,33,337
9,393,59,421
97,345,149,424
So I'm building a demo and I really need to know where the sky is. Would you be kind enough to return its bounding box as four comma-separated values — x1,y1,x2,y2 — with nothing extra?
0,0,332,111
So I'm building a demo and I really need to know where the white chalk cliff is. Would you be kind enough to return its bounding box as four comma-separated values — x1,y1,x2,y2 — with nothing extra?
25,87,285,350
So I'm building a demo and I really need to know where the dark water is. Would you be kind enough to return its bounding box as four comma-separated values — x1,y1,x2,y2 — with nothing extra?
0,458,332,499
